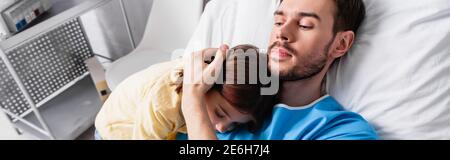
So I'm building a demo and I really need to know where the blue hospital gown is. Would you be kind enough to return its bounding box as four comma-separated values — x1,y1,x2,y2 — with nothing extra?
177,95,378,140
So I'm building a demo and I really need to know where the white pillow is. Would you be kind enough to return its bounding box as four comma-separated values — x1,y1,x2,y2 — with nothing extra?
327,0,450,139
184,0,280,54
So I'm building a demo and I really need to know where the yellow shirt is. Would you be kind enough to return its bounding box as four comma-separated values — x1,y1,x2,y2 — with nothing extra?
95,59,187,140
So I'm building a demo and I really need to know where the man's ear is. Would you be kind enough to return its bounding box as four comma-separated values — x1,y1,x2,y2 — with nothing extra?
330,31,355,58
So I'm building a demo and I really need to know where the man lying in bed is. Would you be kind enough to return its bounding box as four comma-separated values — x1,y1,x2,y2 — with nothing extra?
180,0,378,140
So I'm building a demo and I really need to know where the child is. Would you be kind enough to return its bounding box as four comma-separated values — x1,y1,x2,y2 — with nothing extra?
95,44,277,140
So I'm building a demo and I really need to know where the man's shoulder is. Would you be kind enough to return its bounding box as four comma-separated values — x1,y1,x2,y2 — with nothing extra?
311,96,379,140
271,95,378,140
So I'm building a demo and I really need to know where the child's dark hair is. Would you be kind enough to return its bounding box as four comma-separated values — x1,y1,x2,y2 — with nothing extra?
212,44,278,132
172,45,278,132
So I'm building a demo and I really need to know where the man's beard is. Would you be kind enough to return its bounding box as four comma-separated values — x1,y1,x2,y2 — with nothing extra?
268,38,333,81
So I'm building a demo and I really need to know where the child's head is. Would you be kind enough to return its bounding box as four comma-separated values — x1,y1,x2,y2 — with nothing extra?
204,44,277,133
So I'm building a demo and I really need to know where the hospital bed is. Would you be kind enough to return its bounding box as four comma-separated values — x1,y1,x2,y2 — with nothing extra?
105,0,450,139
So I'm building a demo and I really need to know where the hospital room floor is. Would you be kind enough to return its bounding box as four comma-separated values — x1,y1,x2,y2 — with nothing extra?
76,126,95,140
0,97,97,140
0,119,96,140
0,122,93,140
0,80,99,140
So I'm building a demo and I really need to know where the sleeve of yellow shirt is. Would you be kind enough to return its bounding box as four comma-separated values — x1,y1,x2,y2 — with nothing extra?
132,67,185,140
95,59,185,140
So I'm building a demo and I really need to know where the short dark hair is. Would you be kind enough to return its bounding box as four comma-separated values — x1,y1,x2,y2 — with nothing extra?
332,0,366,35
214,45,277,132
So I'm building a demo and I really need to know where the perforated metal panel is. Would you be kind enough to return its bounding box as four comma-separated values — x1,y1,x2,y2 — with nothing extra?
0,18,93,117
0,61,30,117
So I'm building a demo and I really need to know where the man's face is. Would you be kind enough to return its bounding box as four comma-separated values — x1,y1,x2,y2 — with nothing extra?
268,0,337,81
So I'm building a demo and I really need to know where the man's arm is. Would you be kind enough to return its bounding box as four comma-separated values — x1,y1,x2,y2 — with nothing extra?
181,45,229,140
181,90,217,140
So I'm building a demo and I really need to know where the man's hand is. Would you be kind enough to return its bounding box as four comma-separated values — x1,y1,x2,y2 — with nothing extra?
181,45,229,140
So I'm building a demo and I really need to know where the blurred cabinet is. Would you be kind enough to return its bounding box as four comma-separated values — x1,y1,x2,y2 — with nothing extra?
0,0,159,139
0,0,114,140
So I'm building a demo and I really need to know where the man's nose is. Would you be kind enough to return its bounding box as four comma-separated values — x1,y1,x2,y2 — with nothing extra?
276,23,293,43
